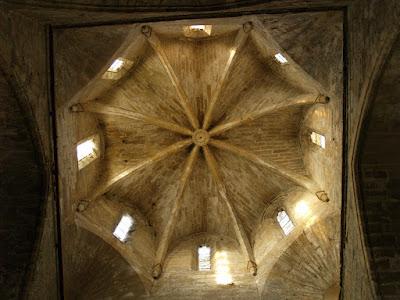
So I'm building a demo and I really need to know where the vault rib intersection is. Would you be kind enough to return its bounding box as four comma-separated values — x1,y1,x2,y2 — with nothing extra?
73,20,330,281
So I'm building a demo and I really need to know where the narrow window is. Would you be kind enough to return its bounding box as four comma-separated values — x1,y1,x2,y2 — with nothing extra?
77,135,98,170
113,214,135,243
277,210,295,236
108,58,125,73
274,53,288,64
189,25,212,35
198,245,211,271
102,57,133,80
310,131,326,149
183,25,212,37
190,25,206,31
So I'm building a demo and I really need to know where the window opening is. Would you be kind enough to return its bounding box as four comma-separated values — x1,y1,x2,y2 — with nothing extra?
102,57,133,80
183,25,212,38
310,131,326,149
77,135,98,169
274,53,288,64
108,58,125,73
277,210,295,235
198,245,211,271
113,214,135,242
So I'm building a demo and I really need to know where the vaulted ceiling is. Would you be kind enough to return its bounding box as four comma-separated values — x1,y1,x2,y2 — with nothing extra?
54,13,343,298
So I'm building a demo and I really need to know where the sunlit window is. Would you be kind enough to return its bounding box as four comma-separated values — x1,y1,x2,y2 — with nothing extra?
189,25,212,35
215,251,233,285
198,245,211,271
277,210,295,236
190,25,206,31
274,53,288,64
76,136,98,169
102,57,133,80
113,214,135,243
108,58,125,73
310,131,326,149
183,25,212,37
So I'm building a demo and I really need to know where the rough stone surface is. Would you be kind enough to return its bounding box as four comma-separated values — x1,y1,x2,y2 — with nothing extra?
1,0,399,299
0,8,57,300
359,34,400,299
343,1,400,299
0,66,44,299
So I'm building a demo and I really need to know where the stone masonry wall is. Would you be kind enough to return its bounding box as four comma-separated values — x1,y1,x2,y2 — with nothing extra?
343,0,400,299
0,8,58,300
359,34,400,299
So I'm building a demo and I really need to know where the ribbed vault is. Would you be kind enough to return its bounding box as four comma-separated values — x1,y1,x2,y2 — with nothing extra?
71,19,330,280
54,13,342,299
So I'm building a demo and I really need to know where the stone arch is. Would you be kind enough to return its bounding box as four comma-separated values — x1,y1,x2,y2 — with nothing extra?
357,32,400,298
64,227,147,299
75,196,156,292
0,61,47,299
261,215,340,299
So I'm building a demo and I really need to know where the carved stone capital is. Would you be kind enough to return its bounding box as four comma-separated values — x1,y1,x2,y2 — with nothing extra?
247,260,257,276
315,94,330,104
316,191,329,202
152,263,162,279
69,103,84,113
141,25,152,38
243,21,253,33
76,200,89,212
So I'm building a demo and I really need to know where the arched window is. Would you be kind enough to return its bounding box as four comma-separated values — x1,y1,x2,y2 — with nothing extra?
198,245,211,271
277,210,295,236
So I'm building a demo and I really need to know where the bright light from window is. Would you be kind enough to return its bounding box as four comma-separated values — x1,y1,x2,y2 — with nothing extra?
187,25,212,36
190,25,206,31
103,58,133,80
198,245,211,271
77,137,98,169
311,131,326,149
108,58,125,73
295,201,311,218
215,251,233,285
77,139,96,161
113,214,135,242
277,210,295,235
274,53,288,64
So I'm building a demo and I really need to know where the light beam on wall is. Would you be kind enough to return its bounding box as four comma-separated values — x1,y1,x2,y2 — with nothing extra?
295,201,311,218
215,251,233,285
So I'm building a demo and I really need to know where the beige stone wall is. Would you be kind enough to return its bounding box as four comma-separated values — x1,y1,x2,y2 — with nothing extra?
142,234,260,300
